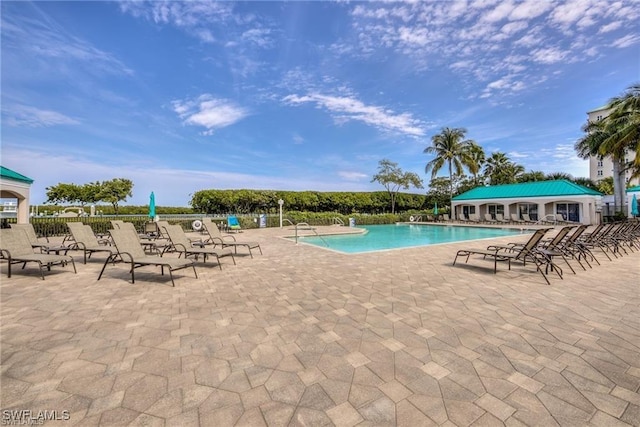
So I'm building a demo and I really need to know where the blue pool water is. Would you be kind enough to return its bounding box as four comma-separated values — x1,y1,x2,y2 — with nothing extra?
297,224,525,254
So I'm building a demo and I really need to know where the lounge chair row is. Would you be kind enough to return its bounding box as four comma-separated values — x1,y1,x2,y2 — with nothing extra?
452,220,640,285
1,220,263,286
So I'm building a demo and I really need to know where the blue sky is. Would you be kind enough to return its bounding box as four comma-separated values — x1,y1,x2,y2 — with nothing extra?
2,1,639,206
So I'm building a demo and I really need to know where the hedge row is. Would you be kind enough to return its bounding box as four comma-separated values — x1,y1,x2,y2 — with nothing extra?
21,210,444,237
190,189,429,214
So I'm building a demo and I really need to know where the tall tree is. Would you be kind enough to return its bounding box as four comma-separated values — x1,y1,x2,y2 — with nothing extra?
371,159,423,214
518,170,547,183
483,152,524,185
573,177,599,191
546,172,574,181
606,84,640,180
576,84,640,210
424,127,474,207
596,176,614,195
98,178,133,215
466,143,486,186
575,113,627,210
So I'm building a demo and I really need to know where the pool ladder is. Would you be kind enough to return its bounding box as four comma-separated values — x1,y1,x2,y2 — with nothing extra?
332,217,345,226
294,222,329,246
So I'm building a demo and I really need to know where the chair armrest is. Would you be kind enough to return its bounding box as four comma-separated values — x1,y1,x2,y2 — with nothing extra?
119,251,134,263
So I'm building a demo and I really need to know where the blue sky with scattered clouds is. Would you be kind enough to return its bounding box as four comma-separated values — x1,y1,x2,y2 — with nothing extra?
2,0,639,206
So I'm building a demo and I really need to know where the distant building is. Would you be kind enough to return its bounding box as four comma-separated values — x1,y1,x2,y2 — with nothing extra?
0,166,34,224
587,106,639,187
452,180,603,225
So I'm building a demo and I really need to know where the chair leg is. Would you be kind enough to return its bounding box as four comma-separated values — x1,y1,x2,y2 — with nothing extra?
37,261,45,280
97,256,113,280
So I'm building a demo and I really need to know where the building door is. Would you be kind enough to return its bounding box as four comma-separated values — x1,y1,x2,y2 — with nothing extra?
556,203,580,222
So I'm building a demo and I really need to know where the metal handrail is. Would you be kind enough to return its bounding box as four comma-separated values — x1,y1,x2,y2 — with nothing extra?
294,222,329,246
332,217,345,226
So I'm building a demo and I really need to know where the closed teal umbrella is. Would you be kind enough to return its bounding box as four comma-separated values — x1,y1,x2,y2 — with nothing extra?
149,192,156,218
632,194,639,217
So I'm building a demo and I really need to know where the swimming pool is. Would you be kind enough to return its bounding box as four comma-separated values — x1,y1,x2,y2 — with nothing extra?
297,224,525,254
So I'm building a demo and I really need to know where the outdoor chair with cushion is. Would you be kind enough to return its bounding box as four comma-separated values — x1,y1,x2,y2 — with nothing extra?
227,215,242,232
510,214,525,224
495,213,510,224
202,218,262,258
9,223,50,251
522,214,537,224
0,229,76,280
484,213,497,224
118,222,170,255
67,222,117,264
162,224,235,269
98,228,197,287
453,228,559,285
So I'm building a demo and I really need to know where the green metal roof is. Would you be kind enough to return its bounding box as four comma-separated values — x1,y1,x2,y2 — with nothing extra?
0,166,34,184
453,180,602,201
627,185,640,193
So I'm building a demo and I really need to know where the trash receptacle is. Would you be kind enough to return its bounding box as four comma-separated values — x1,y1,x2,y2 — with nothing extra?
349,218,356,227
259,214,267,228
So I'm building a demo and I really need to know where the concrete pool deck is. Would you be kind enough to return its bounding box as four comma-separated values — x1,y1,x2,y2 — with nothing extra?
1,225,639,426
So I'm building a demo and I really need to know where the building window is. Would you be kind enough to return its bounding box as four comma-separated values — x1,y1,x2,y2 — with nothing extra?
487,204,504,217
556,203,580,223
518,204,538,221
597,170,603,176
597,160,603,167
597,115,603,120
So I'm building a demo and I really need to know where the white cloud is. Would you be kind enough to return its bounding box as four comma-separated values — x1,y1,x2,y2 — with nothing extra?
341,1,638,99
3,105,80,127
172,94,248,135
598,21,622,34
531,47,568,64
283,93,426,136
292,133,304,145
338,171,369,181
2,148,375,206
509,0,552,20
611,34,640,49
2,6,133,77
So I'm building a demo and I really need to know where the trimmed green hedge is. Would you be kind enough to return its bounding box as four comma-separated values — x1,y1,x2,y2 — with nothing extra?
17,209,447,238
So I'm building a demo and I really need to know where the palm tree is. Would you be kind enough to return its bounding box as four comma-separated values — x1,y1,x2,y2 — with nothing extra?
466,143,486,186
424,127,474,207
577,84,640,210
575,112,627,210
573,177,599,191
518,170,547,183
484,152,525,184
546,172,574,181
606,84,640,180
483,152,510,185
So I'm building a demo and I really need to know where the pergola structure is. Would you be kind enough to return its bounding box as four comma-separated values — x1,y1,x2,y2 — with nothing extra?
0,166,34,224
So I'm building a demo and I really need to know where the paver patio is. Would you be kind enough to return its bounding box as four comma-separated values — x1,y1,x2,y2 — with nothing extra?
1,225,639,426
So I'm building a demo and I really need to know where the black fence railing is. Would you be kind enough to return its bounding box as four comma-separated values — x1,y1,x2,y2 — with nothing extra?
600,204,631,223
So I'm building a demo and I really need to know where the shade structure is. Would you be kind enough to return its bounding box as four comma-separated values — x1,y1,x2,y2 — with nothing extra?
149,192,156,218
632,194,639,217
433,202,438,216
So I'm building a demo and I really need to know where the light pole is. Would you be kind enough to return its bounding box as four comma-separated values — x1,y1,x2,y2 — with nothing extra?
278,199,284,228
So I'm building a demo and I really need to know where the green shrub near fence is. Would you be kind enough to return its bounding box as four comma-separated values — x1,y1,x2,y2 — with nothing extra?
14,210,442,238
